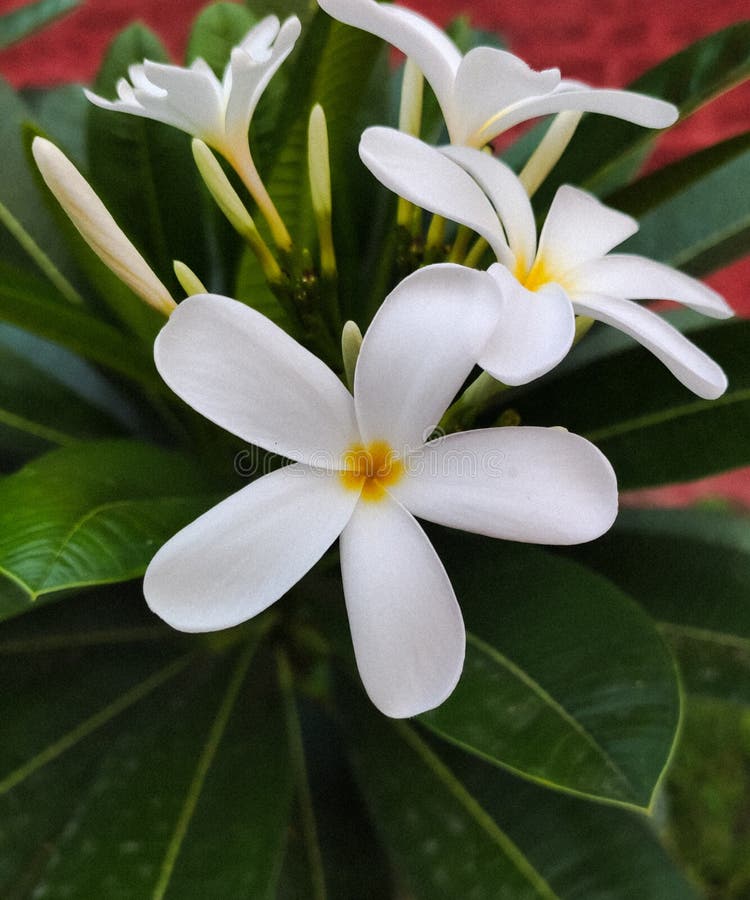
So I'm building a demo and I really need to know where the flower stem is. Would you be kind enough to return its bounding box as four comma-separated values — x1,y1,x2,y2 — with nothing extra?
228,143,293,252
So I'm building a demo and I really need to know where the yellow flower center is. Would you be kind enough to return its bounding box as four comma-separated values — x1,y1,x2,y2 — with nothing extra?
340,440,405,502
515,254,572,294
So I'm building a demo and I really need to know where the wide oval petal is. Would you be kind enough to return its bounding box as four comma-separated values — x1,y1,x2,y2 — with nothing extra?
391,427,618,544
144,463,360,632
354,264,502,454
318,0,460,124
572,292,728,399
441,145,537,271
478,264,575,385
573,254,733,318
155,294,359,467
359,128,511,263
340,494,465,718
537,186,639,277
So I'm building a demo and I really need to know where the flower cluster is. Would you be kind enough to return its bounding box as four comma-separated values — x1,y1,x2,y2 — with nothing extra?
33,0,731,718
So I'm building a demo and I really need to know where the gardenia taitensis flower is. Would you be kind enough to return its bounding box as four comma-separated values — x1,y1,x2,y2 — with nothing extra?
145,266,618,718
360,128,732,399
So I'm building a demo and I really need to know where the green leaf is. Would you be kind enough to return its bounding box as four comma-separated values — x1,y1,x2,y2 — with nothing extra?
0,590,293,898
341,687,697,899
185,2,257,76
611,131,750,276
0,326,125,467
0,262,160,388
535,22,750,205
421,533,679,809
510,317,750,490
0,440,221,619
87,24,209,335
0,79,78,280
20,83,90,164
0,0,79,51
570,507,750,706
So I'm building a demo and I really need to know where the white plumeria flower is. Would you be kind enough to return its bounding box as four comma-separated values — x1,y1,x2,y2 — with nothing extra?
360,128,733,399
144,265,618,718
317,0,677,147
85,15,301,247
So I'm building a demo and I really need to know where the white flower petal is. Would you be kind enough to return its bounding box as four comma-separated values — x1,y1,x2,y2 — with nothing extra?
340,494,465,718
391,427,618,544
317,0,461,127
537,186,638,275
573,292,728,399
475,84,678,145
478,264,575,385
359,128,511,263
452,47,560,145
354,264,501,454
573,254,733,318
154,294,360,467
224,16,301,145
144,464,358,632
440,145,538,271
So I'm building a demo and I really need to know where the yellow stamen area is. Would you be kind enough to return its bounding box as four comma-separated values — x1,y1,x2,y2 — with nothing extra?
515,255,555,292
340,440,404,502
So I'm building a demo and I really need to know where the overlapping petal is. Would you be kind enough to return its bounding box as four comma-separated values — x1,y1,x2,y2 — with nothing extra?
359,127,511,263
572,254,733,318
536,186,639,276
478,265,575,385
154,294,359,467
441,144,538,271
340,494,465,718
354,265,501,454
144,464,360,632
572,293,728,399
391,428,618,545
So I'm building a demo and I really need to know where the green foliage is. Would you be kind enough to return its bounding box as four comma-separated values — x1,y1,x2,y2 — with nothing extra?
0,2,748,894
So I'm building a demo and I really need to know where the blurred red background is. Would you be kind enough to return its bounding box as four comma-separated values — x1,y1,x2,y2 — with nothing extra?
1,0,748,506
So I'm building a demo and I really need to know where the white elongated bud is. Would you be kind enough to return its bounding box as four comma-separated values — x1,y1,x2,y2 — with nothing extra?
341,320,363,390
307,104,336,277
31,137,176,316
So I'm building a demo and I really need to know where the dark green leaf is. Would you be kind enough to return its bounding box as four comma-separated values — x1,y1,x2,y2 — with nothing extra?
611,131,750,276
510,317,750,490
0,262,160,388
341,687,697,899
20,84,90,164
0,325,126,467
0,0,79,51
535,22,750,206
0,590,292,898
422,533,679,809
0,80,78,279
570,507,750,705
0,440,221,619
87,25,209,336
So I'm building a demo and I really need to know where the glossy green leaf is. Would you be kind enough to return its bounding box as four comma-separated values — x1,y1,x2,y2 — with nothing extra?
20,83,90,164
535,22,750,205
0,326,125,467
0,0,79,51
185,2,256,75
611,131,750,276
0,440,221,619
87,24,209,335
420,533,679,809
341,687,697,899
0,262,160,388
509,317,750,490
570,507,750,705
0,590,293,898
